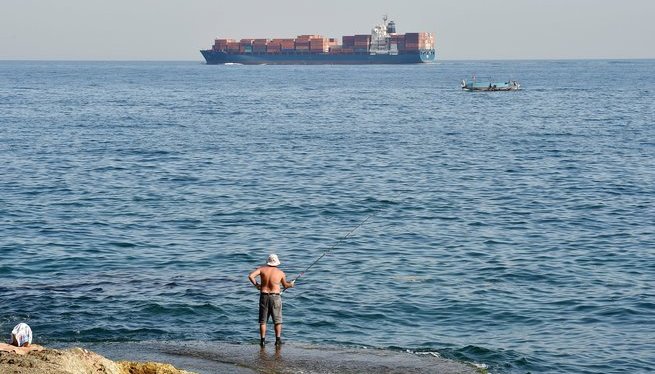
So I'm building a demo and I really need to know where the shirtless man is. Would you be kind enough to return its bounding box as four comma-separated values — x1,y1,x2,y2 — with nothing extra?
248,254,294,346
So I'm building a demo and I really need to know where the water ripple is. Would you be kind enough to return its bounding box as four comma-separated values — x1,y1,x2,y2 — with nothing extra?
1,60,654,374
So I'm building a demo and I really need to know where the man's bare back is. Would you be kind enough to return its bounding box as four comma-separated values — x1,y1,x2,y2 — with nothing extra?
249,265,293,293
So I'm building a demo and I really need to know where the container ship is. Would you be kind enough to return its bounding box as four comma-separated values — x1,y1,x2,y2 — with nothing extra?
200,17,436,65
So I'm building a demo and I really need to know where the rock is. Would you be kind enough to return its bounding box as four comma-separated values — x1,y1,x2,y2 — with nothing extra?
118,361,196,374
0,347,195,374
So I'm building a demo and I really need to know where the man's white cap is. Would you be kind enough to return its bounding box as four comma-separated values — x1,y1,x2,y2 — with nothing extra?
266,254,280,267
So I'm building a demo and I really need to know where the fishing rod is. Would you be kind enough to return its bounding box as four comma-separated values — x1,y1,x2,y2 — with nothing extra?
284,213,373,291
283,179,423,293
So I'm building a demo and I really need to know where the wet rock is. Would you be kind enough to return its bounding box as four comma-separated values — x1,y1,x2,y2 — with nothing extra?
0,347,195,374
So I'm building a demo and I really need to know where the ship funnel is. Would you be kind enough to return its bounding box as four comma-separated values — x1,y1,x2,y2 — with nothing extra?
386,20,396,34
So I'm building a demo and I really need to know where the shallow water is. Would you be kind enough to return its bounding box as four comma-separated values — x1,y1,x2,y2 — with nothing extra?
1,60,654,373
72,341,477,374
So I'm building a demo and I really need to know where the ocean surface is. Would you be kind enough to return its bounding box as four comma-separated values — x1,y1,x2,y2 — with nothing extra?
1,59,654,373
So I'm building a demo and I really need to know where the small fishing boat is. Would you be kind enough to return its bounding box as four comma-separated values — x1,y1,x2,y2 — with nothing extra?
461,77,520,91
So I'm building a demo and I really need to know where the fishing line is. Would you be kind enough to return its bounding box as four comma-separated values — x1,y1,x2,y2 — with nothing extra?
283,178,424,294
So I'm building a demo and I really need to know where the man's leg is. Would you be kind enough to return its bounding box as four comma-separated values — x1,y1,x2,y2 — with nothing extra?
260,323,267,338
260,323,267,346
272,296,283,345
274,323,282,345
259,294,268,346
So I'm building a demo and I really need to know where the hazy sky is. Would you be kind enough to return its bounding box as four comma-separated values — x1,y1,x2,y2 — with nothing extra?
1,0,654,60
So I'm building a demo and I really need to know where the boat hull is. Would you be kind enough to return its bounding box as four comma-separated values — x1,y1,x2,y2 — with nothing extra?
200,49,436,65
461,80,520,91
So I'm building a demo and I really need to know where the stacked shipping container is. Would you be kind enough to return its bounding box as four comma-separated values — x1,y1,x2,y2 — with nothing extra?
390,34,405,50
211,31,434,54
353,35,371,52
280,39,295,52
226,41,240,53
213,39,235,51
404,32,435,50
294,35,311,52
267,40,281,53
239,39,253,53
252,39,267,53
310,38,329,53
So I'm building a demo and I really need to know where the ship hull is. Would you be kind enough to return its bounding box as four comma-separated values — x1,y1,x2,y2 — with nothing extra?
200,49,436,65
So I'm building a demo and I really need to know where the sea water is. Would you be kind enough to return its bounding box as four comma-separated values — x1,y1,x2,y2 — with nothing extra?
1,60,653,373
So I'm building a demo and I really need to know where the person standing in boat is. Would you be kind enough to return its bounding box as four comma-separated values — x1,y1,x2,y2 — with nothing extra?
248,254,294,347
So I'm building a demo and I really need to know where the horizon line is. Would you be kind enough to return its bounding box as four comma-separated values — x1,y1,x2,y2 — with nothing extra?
1,57,654,63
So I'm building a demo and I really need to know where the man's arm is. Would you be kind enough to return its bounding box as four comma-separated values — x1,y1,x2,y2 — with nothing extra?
281,273,295,289
248,268,262,290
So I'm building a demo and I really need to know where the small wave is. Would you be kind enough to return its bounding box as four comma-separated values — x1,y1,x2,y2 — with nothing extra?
138,302,225,316
440,345,547,374
392,275,430,283
51,327,173,343
108,241,137,248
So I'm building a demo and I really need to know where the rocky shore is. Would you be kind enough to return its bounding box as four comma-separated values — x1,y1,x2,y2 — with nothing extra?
1,341,483,373
0,344,194,374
